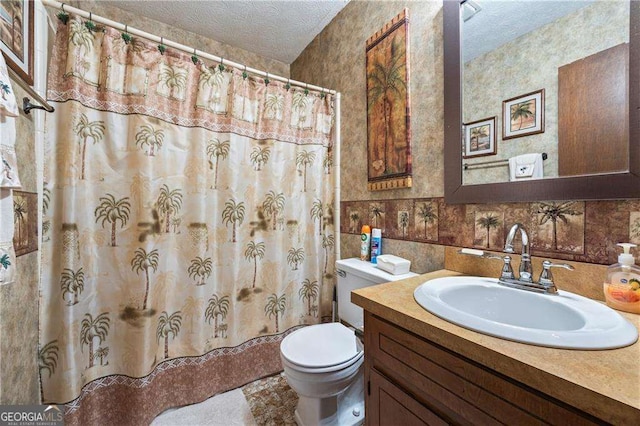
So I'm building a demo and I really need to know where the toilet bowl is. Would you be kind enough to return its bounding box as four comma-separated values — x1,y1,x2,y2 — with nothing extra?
281,322,364,426
280,258,418,426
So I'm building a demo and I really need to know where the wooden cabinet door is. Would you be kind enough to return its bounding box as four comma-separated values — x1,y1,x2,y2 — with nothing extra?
367,369,448,426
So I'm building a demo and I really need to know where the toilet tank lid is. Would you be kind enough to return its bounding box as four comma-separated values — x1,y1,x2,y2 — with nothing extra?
335,258,418,283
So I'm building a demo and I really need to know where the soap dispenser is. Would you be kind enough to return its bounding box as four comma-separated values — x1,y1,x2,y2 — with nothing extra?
604,243,640,314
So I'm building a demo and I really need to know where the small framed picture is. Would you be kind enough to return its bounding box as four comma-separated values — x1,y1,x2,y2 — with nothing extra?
502,89,545,140
463,116,496,158
13,190,38,257
0,0,34,85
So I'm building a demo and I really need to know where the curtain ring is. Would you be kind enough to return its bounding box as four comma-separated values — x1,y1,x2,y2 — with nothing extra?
61,3,65,12
158,37,166,55
89,12,92,21
125,24,128,33
220,58,224,66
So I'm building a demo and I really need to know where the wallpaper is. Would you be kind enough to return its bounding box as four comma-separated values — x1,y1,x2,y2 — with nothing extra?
291,1,638,279
292,0,445,202
342,198,640,267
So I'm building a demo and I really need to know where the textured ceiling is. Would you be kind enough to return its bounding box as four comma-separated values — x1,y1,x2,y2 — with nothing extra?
100,0,349,64
463,0,595,63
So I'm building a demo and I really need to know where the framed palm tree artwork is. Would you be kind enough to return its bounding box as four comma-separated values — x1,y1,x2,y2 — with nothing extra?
0,0,34,85
366,8,411,191
463,116,496,158
12,190,37,256
502,89,545,140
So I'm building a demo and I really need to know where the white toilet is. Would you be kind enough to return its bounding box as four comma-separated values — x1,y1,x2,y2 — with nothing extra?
280,258,417,426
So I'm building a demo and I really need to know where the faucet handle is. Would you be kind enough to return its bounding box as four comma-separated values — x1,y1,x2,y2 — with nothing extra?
481,253,516,281
538,260,575,290
458,249,515,280
495,255,515,280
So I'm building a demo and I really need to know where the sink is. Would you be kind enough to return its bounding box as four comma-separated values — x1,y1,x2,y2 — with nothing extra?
414,276,638,350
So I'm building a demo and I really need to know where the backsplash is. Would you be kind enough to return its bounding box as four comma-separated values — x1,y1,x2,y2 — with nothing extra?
342,198,640,265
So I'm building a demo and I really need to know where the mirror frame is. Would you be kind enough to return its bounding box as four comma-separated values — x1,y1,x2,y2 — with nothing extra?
444,0,640,203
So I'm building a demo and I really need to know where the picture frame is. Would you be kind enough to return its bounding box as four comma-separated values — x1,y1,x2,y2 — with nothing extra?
13,191,38,257
502,89,545,140
0,0,34,85
366,8,412,191
463,116,496,158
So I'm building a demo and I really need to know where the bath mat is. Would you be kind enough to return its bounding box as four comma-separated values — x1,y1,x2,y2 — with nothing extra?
151,388,256,426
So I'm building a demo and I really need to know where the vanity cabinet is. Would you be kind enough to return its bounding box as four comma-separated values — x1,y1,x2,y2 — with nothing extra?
363,313,602,425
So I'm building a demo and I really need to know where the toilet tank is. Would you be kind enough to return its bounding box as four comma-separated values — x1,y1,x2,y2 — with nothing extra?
335,258,417,329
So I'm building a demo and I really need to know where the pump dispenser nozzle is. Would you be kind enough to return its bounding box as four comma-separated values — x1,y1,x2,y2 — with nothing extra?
617,243,637,266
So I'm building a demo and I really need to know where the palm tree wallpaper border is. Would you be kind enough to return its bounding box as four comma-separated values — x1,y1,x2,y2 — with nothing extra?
338,197,640,265
463,116,496,158
12,191,38,256
365,8,412,191
502,89,545,140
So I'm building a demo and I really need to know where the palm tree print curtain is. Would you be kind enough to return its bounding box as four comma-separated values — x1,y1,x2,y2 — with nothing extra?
41,17,335,425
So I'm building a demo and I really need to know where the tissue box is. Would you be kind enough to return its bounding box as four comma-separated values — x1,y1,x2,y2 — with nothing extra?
376,254,411,275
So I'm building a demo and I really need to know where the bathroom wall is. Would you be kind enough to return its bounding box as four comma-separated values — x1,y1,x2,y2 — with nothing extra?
291,0,446,273
0,0,290,404
291,1,639,273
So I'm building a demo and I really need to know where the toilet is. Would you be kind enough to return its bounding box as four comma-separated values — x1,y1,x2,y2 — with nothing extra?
280,258,417,426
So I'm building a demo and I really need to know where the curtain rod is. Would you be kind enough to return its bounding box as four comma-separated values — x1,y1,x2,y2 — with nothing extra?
41,0,337,95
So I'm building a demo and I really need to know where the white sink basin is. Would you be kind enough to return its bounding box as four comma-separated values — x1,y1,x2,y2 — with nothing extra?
414,276,638,350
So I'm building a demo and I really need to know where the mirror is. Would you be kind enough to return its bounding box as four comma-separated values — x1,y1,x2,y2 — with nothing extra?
444,0,640,203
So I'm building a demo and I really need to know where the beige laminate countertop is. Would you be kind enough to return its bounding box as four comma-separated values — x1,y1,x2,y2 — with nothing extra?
352,269,640,425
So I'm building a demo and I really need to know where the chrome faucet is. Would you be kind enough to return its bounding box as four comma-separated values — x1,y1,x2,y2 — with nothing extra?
458,222,575,295
504,223,533,282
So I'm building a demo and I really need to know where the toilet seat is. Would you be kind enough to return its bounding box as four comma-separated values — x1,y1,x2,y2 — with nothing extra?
281,323,363,371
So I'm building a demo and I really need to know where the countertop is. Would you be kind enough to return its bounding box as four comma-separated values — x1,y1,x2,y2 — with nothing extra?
352,269,640,424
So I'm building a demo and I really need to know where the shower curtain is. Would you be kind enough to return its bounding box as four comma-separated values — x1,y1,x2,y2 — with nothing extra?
40,16,335,425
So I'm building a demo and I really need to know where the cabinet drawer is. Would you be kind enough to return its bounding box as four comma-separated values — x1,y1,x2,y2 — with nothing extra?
369,369,448,426
365,313,602,425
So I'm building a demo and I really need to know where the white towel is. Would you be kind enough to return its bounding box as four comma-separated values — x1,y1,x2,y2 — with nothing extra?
0,54,20,286
509,153,544,182
0,54,21,189
0,56,18,118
